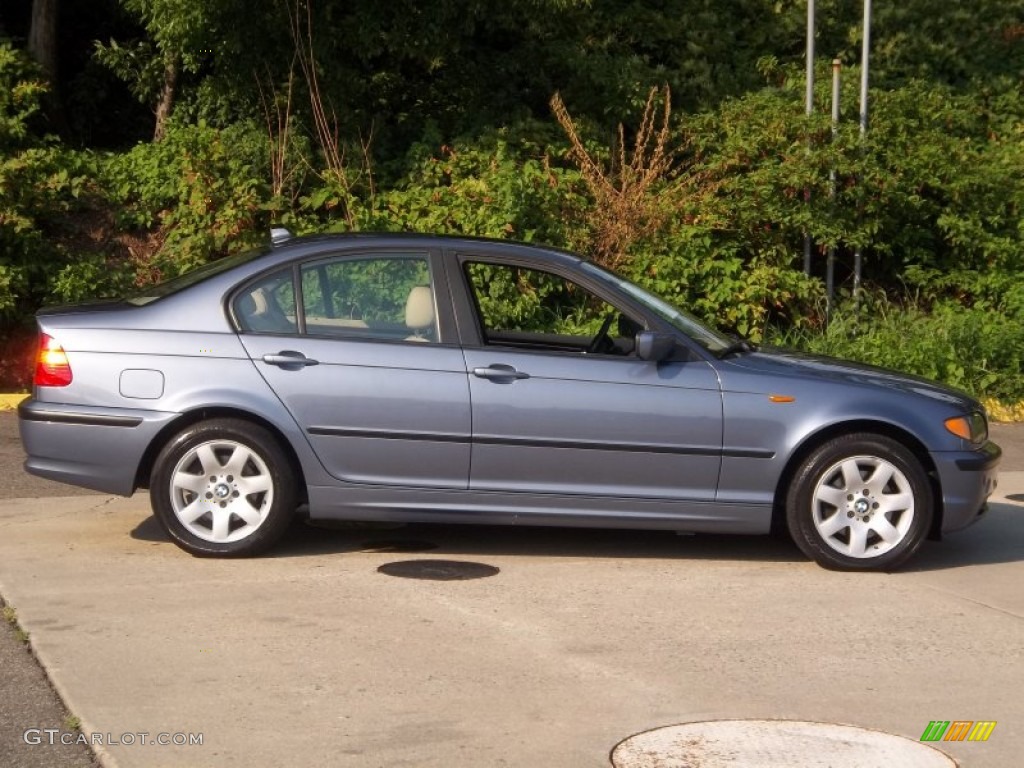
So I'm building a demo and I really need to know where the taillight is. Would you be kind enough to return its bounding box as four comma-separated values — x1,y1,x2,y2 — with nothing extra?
34,333,73,387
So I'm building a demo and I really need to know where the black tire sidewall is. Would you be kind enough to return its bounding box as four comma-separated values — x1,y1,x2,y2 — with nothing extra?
786,433,933,571
150,418,297,557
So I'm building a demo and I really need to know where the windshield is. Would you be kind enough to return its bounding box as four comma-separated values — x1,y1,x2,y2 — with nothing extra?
125,247,270,306
579,261,734,354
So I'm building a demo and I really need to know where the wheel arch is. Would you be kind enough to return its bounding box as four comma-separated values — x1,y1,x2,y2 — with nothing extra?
133,407,309,504
771,419,944,540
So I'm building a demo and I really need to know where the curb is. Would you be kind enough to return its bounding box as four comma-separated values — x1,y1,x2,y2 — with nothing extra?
0,394,27,412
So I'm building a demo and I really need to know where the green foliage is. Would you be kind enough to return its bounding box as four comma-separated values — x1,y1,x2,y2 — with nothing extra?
0,43,108,319
770,294,1024,402
465,261,611,337
0,42,48,152
92,38,165,108
313,129,591,248
302,257,430,324
628,244,820,342
3,3,1024,407
102,119,272,277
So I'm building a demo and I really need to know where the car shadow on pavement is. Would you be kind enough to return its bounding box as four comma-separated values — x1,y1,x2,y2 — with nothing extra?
130,499,1021,569
903,500,1024,572
281,518,813,563
131,513,807,563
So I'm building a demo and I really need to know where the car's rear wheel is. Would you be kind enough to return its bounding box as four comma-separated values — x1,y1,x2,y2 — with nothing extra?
150,419,296,557
786,433,933,571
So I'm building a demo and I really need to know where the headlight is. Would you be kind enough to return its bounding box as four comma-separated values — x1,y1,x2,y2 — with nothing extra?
944,412,988,444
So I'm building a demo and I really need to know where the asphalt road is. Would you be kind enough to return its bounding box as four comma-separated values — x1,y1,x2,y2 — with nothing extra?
0,413,101,500
0,411,1021,768
1,417,97,767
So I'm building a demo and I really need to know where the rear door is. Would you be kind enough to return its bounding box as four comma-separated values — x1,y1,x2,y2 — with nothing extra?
235,249,471,489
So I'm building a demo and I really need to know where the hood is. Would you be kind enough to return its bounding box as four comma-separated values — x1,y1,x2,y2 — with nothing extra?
724,347,980,411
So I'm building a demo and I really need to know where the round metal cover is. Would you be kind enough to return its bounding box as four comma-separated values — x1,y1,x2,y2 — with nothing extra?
377,559,499,581
611,720,956,768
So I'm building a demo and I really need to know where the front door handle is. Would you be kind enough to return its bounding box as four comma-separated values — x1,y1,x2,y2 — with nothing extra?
262,351,319,368
472,364,530,381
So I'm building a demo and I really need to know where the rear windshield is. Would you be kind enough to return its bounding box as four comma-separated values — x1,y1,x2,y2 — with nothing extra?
125,247,270,306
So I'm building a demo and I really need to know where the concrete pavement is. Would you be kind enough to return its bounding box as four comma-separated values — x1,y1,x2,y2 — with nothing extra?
0,472,1021,766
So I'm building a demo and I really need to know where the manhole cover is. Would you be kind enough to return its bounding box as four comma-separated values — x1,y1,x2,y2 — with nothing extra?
611,720,956,768
359,539,438,553
377,559,499,581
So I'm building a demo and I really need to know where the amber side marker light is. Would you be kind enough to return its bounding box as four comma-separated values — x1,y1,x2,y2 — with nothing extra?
34,333,73,387
768,394,795,403
944,416,977,442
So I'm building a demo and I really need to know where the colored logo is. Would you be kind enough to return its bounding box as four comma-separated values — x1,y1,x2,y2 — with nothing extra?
920,721,996,742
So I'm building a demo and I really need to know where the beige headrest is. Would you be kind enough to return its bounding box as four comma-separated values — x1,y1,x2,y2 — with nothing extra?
249,287,269,315
405,285,435,331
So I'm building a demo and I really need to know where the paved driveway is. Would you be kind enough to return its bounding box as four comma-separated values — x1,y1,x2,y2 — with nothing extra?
1,413,1022,767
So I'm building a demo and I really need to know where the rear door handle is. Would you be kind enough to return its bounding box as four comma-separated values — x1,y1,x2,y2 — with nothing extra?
262,351,319,368
472,364,530,381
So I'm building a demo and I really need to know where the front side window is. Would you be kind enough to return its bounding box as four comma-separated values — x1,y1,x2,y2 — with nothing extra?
301,255,436,343
464,261,642,356
579,261,733,354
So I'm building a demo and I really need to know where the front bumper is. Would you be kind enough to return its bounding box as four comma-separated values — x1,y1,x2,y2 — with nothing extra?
19,399,178,496
933,440,1001,534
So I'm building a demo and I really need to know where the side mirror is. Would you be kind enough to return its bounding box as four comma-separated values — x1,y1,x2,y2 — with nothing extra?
635,331,675,362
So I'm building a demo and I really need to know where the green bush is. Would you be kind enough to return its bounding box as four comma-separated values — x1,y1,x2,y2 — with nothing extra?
331,130,590,248
769,296,1024,402
102,119,273,278
1,42,108,320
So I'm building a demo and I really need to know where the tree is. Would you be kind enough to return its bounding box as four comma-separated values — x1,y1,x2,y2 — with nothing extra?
27,0,57,83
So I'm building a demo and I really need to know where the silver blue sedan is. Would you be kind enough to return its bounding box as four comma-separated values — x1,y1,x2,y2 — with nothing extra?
19,232,1000,569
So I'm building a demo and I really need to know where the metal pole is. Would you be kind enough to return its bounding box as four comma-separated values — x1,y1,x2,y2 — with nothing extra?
806,0,816,118
827,59,840,314
853,0,871,298
803,0,816,276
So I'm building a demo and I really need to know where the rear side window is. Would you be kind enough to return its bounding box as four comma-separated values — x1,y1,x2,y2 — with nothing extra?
234,268,298,334
300,255,436,343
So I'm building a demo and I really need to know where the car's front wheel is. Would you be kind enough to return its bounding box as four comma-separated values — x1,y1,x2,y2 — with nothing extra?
786,433,933,571
150,419,297,557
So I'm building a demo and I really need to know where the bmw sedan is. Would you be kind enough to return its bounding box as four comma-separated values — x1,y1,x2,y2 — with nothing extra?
19,232,1000,569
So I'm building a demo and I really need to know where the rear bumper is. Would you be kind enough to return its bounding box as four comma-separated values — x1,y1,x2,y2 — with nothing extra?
933,440,1001,534
19,399,178,495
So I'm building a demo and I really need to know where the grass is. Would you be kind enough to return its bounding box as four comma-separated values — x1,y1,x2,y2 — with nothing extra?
2,604,30,644
3,601,86,733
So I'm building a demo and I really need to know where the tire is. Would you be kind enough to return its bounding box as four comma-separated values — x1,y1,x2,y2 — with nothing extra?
150,418,297,557
786,433,933,571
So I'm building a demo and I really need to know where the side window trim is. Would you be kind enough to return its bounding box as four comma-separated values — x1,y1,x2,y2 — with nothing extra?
292,263,305,336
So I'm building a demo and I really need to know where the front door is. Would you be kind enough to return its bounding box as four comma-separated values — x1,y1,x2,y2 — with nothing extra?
455,258,723,500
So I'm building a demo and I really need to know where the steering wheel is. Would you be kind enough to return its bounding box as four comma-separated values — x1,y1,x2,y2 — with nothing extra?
586,313,617,354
